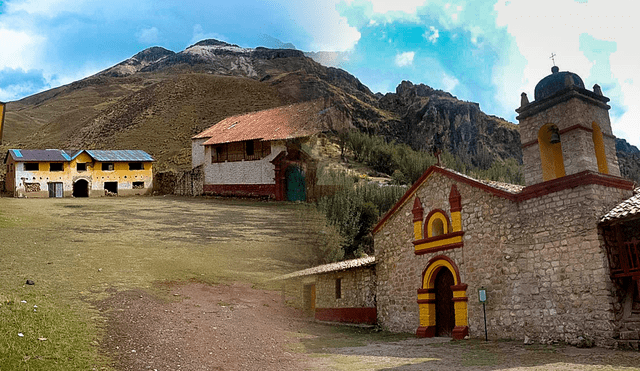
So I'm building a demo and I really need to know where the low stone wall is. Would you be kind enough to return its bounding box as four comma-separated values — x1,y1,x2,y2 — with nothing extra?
314,266,376,325
154,166,203,196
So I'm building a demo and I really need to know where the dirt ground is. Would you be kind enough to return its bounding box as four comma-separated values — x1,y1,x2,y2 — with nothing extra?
97,282,640,371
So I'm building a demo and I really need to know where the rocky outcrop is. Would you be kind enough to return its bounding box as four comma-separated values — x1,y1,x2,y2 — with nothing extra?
376,81,522,168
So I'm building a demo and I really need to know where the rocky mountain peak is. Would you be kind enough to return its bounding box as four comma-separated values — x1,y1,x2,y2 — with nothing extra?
131,46,176,63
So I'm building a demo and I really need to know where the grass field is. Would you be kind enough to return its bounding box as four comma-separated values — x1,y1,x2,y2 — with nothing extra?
0,196,320,370
3,196,640,371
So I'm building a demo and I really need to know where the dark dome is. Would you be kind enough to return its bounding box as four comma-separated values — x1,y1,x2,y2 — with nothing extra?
534,66,585,101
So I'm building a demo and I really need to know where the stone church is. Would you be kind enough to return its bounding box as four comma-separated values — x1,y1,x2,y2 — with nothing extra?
287,66,640,348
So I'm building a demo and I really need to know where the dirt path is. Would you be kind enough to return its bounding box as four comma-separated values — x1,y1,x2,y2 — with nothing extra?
98,282,312,371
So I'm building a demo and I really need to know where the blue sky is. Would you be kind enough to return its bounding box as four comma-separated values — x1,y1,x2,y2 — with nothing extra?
1,0,639,146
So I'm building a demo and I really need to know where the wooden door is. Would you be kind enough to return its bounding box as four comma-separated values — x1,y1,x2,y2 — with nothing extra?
48,182,63,198
435,268,455,336
285,166,306,201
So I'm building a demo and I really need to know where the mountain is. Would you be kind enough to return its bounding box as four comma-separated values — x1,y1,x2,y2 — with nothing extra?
1,39,638,183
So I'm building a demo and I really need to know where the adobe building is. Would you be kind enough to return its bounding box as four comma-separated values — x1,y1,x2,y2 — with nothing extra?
288,67,640,348
192,100,347,201
4,149,154,197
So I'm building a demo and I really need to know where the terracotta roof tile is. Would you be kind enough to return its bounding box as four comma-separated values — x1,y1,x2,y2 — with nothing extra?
194,100,332,145
600,188,640,223
277,256,376,280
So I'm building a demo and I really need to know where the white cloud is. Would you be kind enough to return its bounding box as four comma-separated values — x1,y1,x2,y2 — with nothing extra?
395,51,415,67
367,0,427,14
0,28,47,71
442,72,459,92
494,0,640,145
424,26,439,43
136,27,160,45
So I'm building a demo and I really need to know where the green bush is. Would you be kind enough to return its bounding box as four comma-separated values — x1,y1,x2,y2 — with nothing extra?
317,170,405,258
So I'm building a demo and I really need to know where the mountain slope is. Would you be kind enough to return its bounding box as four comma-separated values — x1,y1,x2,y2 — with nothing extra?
1,39,638,183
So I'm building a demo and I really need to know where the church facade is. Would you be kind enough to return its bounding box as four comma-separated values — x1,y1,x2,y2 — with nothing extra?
288,67,640,348
372,66,637,346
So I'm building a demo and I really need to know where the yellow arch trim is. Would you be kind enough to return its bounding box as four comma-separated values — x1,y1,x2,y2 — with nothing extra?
592,122,609,174
423,259,459,289
538,123,565,181
426,212,449,238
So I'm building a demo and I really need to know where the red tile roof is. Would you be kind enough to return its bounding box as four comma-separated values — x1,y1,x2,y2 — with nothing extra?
194,100,332,146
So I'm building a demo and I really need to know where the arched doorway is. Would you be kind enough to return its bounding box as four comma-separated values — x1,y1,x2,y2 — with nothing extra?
417,255,468,339
73,179,89,197
285,165,306,201
434,268,455,336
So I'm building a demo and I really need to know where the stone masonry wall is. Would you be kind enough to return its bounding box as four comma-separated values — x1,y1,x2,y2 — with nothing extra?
315,266,376,309
375,171,632,347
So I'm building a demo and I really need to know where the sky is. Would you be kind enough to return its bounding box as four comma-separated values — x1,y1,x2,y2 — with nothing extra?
0,0,638,146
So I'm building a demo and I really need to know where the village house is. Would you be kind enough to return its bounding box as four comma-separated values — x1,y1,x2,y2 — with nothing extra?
192,100,345,201
4,149,154,198
285,67,640,348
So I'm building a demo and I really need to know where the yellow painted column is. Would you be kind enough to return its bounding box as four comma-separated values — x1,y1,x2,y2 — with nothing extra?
453,290,468,327
414,220,423,240
451,211,462,233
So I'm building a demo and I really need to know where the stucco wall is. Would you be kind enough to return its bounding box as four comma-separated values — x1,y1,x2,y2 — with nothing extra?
375,171,633,346
203,143,285,185
191,138,207,168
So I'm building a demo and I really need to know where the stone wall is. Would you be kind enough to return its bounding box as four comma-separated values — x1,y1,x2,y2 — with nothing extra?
375,170,633,346
315,266,376,309
520,97,621,186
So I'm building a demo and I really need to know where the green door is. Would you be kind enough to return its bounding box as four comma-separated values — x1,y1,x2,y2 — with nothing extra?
285,165,306,201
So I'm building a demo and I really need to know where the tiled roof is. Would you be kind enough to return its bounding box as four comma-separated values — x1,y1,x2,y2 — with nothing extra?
5,149,154,163
277,256,376,280
194,100,331,145
600,188,640,223
84,150,155,162
445,167,525,194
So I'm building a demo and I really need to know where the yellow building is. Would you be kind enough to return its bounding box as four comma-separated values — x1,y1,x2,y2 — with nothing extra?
4,149,154,198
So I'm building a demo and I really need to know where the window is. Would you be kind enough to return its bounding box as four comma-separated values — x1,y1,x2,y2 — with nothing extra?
432,218,445,237
24,163,39,171
102,163,114,171
49,163,64,172
425,210,450,238
129,162,144,170
77,163,87,172
335,278,342,299
132,181,144,189
246,140,255,156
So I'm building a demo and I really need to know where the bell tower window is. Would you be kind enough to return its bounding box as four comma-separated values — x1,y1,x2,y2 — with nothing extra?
538,123,566,181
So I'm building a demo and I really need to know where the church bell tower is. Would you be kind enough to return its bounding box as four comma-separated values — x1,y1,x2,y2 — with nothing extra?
516,66,621,186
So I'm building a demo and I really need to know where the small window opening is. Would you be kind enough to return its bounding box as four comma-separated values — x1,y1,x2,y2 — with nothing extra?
77,163,87,172
104,182,118,195
102,163,114,171
432,218,445,237
246,141,255,156
129,162,144,170
50,163,64,172
24,163,39,171
132,181,144,189
335,278,342,299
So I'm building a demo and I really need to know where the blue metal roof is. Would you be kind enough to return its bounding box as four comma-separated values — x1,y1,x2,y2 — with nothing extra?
5,149,154,163
84,150,155,162
6,149,71,162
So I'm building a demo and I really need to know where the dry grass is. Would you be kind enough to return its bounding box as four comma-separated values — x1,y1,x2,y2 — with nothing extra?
0,196,321,370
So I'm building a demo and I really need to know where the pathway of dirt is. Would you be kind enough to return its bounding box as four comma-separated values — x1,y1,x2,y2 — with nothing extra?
97,282,312,371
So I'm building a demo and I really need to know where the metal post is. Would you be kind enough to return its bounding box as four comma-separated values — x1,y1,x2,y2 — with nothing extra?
483,302,488,341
